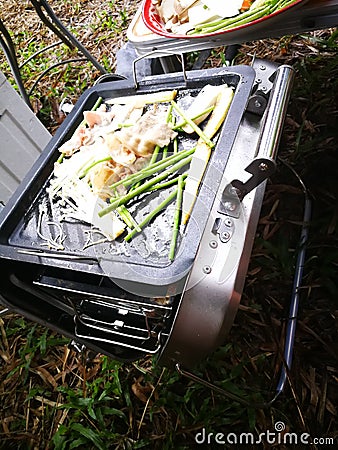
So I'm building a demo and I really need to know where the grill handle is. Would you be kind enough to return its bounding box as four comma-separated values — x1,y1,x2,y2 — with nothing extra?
256,64,295,161
132,50,187,88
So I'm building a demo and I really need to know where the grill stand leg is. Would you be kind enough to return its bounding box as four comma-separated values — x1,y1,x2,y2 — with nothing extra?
0,307,10,316
30,0,107,75
0,19,31,107
0,1,107,108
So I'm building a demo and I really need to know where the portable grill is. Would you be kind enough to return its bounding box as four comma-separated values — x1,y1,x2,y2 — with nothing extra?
0,59,294,371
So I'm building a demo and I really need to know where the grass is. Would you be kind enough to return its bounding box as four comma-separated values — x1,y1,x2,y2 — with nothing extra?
0,2,338,448
0,0,136,131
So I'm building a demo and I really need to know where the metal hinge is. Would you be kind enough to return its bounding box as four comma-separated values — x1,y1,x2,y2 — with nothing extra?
246,58,280,116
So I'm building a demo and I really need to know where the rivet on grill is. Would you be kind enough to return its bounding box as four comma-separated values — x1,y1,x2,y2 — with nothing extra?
259,65,266,70
203,265,212,274
259,162,269,171
225,219,233,227
224,201,237,211
229,186,241,196
221,231,230,241
209,240,218,249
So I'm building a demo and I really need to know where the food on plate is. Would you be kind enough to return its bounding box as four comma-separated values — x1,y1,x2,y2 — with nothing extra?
46,84,234,259
151,0,301,35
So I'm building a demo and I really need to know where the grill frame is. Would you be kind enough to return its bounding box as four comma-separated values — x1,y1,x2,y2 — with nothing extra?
0,61,295,367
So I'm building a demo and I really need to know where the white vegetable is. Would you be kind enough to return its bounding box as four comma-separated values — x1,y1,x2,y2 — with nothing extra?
50,144,127,240
182,85,234,224
51,176,126,241
106,90,177,108
250,0,268,10
188,0,243,26
182,84,224,133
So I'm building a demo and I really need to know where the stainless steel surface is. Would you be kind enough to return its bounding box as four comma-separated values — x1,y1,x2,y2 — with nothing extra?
256,65,295,161
227,64,295,202
0,60,295,368
158,63,295,368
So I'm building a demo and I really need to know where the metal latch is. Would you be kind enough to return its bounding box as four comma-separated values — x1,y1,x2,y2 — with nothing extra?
219,157,276,217
219,63,295,217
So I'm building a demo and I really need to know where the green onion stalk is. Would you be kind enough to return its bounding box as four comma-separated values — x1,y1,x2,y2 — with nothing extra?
169,174,185,260
188,0,298,35
117,205,141,232
79,156,112,179
109,146,196,192
171,101,215,148
99,153,193,217
124,188,178,242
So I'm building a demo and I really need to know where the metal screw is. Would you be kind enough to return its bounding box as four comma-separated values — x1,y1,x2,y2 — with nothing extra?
221,231,230,241
225,219,233,227
259,162,269,171
256,78,262,83
261,85,267,92
259,64,266,70
224,201,237,211
229,186,241,196
203,265,212,274
209,240,218,249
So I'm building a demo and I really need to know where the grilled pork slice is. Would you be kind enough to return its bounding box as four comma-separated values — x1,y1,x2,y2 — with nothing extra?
58,125,93,156
114,109,177,156
82,109,115,128
89,162,132,199
105,134,136,166
58,106,136,157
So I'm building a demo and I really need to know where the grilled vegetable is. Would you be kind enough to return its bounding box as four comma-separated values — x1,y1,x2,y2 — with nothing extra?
241,0,254,11
124,188,179,242
47,82,234,260
191,0,299,34
155,0,300,35
176,85,221,133
99,153,194,217
106,90,177,107
171,100,215,148
182,85,234,224
169,174,185,260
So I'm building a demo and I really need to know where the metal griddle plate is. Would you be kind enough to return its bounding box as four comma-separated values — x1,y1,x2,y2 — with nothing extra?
0,66,255,295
